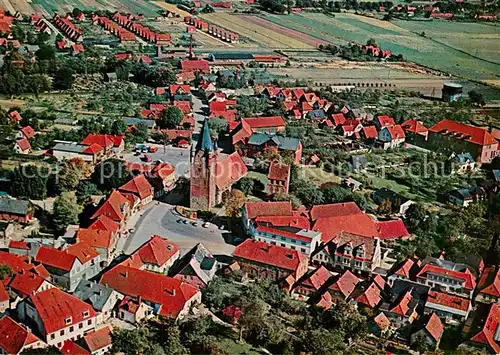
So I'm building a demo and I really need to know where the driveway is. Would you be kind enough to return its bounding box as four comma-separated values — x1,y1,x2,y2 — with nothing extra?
121,202,235,257
122,145,190,178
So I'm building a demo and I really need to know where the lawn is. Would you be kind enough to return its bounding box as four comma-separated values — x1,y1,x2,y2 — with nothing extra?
265,13,500,82
215,339,265,355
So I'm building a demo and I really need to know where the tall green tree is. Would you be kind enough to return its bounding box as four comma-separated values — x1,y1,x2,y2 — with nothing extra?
52,191,81,232
91,158,129,191
11,165,49,199
158,107,183,129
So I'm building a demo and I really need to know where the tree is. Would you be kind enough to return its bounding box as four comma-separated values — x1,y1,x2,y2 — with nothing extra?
163,325,187,355
273,193,301,209
299,328,344,355
112,327,152,354
404,203,427,233
111,119,128,135
223,189,246,217
468,90,485,107
10,165,49,199
91,158,129,192
366,38,377,47
0,264,13,279
35,45,55,61
158,107,183,129
234,177,254,196
52,191,81,232
202,277,228,309
53,66,74,90
21,346,60,355
58,164,81,192
208,118,228,137
75,180,99,203
293,180,324,208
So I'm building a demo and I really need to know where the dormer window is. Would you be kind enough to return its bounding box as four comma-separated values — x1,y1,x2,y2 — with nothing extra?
65,317,72,325
356,246,365,258
82,310,89,318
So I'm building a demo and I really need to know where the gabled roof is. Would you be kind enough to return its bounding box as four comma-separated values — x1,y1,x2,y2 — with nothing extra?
267,161,290,182
8,271,47,297
81,133,116,148
389,291,413,316
355,282,382,308
417,264,476,290
134,235,179,267
426,290,470,311
233,239,307,272
244,201,293,220
299,266,331,290
9,240,29,250
376,115,395,127
255,215,310,230
0,251,33,275
328,269,359,298
29,288,97,334
66,242,100,264
35,246,76,272
172,243,217,286
362,125,378,139
376,220,410,240
242,116,286,129
478,266,500,298
82,143,103,154
77,228,114,250
180,59,210,73
91,190,130,222
423,313,444,342
429,120,498,146
100,265,200,318
383,125,406,139
0,316,41,354
151,163,175,180
470,303,500,354
89,214,120,235
392,258,416,278
61,340,91,355
119,174,153,200
15,138,31,152
310,202,362,221
401,119,427,134
332,113,346,126
215,152,247,190
373,274,386,290
0,282,7,303
84,326,112,353
20,125,35,139
374,312,390,329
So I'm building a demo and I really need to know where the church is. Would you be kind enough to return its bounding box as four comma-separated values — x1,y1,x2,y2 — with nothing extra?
190,119,248,211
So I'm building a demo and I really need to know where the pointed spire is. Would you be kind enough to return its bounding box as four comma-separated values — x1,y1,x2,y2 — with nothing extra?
196,119,213,153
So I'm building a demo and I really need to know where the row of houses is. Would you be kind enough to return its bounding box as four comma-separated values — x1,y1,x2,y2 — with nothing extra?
53,14,83,42
95,15,135,42
184,16,239,43
111,12,171,44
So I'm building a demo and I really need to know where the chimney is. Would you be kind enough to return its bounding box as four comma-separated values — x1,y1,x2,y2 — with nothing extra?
165,288,176,296
120,271,128,278
156,44,162,58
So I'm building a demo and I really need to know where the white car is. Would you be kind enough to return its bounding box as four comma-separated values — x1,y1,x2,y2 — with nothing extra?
202,222,209,228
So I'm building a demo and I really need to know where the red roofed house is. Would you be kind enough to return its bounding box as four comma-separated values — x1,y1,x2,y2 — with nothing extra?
91,190,132,230
361,125,378,141
169,84,191,96
81,133,125,155
117,296,154,324
416,257,477,298
387,257,420,286
8,110,22,123
100,265,201,320
60,340,91,355
401,119,428,143
123,235,180,273
326,269,359,303
118,174,154,206
180,59,210,73
411,313,444,350
19,126,36,140
20,288,98,348
266,161,290,195
242,200,293,233
380,291,418,329
0,316,45,354
233,239,309,286
378,125,406,149
428,120,498,163
467,303,500,354
77,221,119,265
8,271,54,299
84,326,113,355
14,138,32,154
375,115,395,130
35,244,102,292
476,266,500,304
71,43,84,55
424,290,471,324
232,116,286,145
355,281,382,309
291,266,331,299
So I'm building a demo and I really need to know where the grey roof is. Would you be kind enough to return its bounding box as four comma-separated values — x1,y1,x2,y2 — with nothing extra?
390,279,430,303
53,142,87,154
73,280,118,312
449,186,484,200
123,117,156,128
172,243,217,286
0,197,30,215
247,133,301,151
307,109,326,120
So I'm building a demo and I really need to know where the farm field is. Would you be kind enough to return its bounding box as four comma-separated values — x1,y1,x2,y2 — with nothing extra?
200,13,315,49
152,1,191,17
4,0,160,17
264,13,500,82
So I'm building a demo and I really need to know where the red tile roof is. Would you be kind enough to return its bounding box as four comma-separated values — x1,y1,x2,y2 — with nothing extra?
299,266,331,290
362,125,378,139
231,120,252,145
30,288,97,334
242,116,286,129
376,115,395,127
373,274,386,290
84,326,112,353
119,174,153,200
9,240,29,250
255,215,310,230
390,291,412,316
424,313,444,342
100,265,200,318
8,272,46,297
91,190,130,222
429,119,498,146
310,202,362,221
81,133,116,148
332,113,346,126
313,214,379,242
426,290,470,311
82,143,103,155
0,251,33,275
89,214,119,235
393,258,415,278
267,161,290,182
478,266,500,298
170,84,191,95
35,246,76,272
66,242,100,264
209,100,228,113
180,59,210,73
417,264,476,290
16,138,31,152
328,270,359,298
234,239,307,272
401,119,428,134
71,43,84,54
376,219,410,239
0,316,41,354
384,125,406,139
151,163,175,180
244,201,293,220
60,340,91,355
0,282,7,302
77,228,114,250
20,126,35,139
374,312,390,329
215,152,247,190
8,110,22,122
355,282,382,308
470,303,500,354
134,235,179,267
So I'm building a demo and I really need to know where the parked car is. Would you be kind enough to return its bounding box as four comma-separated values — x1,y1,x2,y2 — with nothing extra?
192,221,199,227
149,145,158,153
142,154,152,162
202,222,209,228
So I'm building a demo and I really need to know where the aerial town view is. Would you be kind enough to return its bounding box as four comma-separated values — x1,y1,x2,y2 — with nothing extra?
0,0,499,353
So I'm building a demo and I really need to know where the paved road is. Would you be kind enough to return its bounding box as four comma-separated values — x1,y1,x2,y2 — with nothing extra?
122,145,190,178
122,202,235,257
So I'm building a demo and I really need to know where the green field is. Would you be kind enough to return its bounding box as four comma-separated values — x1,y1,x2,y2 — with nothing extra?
265,13,500,82
29,0,161,17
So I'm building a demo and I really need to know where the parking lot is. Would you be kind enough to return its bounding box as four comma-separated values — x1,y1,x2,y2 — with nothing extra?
122,144,191,178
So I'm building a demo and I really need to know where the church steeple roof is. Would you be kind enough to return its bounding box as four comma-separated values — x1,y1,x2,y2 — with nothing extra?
196,119,213,153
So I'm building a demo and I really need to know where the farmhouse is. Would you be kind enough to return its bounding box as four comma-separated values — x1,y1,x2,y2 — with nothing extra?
0,197,33,223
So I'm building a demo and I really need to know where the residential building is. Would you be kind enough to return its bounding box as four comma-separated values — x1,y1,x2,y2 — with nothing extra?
312,232,383,273
448,186,486,207
18,126,35,140
372,188,415,216
266,161,290,195
476,266,500,304
171,243,218,289
21,288,98,348
77,215,120,264
466,303,500,353
81,133,124,155
354,281,383,309
377,125,406,149
326,269,359,303
242,201,293,233
427,120,498,164
424,290,471,324
122,235,180,274
416,257,477,298
238,133,302,164
410,313,444,350
453,152,476,174
401,119,428,143
52,141,103,164
73,280,123,323
90,190,132,230
118,174,154,206
0,197,33,223
231,116,286,145
100,265,201,320
83,326,113,355
292,266,331,299
8,271,54,299
233,239,309,285
117,297,154,324
147,162,176,197
387,258,420,286
380,291,419,329
253,225,321,257
374,115,395,130
35,243,102,292
14,138,31,154
0,316,45,354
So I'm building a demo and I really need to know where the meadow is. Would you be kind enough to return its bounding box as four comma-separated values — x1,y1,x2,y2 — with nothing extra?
264,13,500,82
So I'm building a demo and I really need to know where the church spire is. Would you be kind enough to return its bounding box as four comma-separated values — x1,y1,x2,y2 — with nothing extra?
196,119,213,153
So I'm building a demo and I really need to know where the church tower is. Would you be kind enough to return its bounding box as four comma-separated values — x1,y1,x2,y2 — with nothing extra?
190,119,217,211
